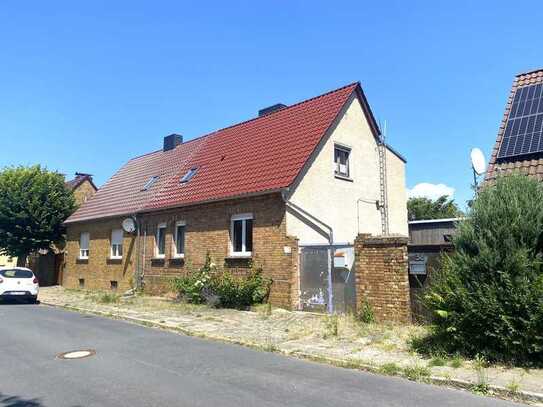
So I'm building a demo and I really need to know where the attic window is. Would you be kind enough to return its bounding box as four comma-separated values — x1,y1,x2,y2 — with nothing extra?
142,176,159,191
180,167,198,183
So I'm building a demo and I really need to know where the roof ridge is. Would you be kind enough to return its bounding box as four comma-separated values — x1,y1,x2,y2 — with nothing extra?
515,67,543,77
198,81,360,137
129,82,361,160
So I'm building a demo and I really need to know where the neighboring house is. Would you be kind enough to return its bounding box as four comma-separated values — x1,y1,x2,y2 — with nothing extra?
65,172,98,205
29,172,98,285
486,68,543,182
63,82,408,309
408,218,458,319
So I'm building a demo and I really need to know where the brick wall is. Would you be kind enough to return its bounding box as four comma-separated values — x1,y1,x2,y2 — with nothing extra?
73,180,97,206
63,218,137,292
64,193,299,308
354,234,411,323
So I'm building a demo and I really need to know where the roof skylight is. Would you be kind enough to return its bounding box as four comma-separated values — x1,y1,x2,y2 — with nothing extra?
142,176,159,191
180,167,198,183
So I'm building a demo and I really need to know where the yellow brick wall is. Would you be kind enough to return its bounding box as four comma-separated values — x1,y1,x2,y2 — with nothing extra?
73,180,97,206
64,194,299,308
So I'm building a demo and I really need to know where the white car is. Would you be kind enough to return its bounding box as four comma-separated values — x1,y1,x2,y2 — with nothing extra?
0,267,39,303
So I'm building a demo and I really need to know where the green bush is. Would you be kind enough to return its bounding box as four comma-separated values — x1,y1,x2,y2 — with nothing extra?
171,254,271,308
422,174,543,366
356,299,375,323
170,255,213,304
210,266,271,309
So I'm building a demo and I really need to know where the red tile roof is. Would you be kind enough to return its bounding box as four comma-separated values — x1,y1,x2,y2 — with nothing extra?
66,82,373,223
486,69,543,182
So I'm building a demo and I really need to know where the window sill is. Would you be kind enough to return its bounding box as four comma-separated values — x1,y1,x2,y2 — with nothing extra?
226,253,252,259
106,257,122,265
169,257,185,267
76,258,89,264
334,174,353,182
172,254,185,259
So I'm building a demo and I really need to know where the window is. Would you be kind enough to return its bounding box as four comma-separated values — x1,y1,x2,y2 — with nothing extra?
334,145,351,177
155,223,167,258
79,232,90,259
142,176,159,191
230,214,253,256
110,229,123,259
180,167,198,183
174,221,186,258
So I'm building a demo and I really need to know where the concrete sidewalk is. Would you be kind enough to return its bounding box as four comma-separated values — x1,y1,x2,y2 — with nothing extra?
38,286,543,405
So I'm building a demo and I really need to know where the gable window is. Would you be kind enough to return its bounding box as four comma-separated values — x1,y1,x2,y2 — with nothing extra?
180,167,198,183
174,221,186,258
110,229,123,259
79,232,90,259
155,223,166,258
142,176,159,191
334,145,351,178
230,214,253,257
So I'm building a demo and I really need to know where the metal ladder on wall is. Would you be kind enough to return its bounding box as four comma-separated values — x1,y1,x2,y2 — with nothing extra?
378,122,389,236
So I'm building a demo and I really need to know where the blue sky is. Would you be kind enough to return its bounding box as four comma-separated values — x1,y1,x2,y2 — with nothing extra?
1,1,542,208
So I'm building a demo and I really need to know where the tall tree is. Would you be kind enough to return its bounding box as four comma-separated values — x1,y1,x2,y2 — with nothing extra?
0,165,76,266
407,195,463,221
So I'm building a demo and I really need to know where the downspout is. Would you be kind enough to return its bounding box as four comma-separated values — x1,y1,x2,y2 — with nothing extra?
281,189,334,314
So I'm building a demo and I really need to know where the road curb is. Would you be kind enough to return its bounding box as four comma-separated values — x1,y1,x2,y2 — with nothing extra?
41,301,543,406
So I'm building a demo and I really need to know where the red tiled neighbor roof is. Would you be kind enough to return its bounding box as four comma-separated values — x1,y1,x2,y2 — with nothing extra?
486,69,543,182
66,82,376,223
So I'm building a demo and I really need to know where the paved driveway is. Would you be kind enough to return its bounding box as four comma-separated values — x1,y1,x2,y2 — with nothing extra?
0,303,523,407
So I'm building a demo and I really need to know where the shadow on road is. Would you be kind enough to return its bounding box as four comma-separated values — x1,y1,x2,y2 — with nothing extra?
0,392,44,407
0,299,40,306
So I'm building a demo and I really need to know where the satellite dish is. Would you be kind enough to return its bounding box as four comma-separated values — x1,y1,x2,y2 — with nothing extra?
470,148,487,175
122,217,136,233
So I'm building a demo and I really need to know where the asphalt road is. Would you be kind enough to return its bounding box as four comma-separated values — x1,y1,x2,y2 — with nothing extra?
0,303,523,407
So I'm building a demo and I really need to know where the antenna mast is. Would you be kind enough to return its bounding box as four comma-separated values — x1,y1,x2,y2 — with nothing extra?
378,120,389,235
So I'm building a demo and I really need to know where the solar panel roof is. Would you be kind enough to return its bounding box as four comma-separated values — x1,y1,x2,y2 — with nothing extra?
498,83,543,159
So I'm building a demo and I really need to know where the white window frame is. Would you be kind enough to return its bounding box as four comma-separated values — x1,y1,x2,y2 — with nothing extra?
110,229,123,259
155,223,167,258
79,232,90,259
173,220,186,258
334,144,351,178
230,213,253,257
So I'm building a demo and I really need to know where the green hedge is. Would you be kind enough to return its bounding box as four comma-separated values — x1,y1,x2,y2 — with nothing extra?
422,174,543,366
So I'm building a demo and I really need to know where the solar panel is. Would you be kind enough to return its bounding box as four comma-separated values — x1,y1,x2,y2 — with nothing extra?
497,83,543,159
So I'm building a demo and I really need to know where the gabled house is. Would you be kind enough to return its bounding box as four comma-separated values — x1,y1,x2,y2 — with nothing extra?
29,172,98,286
486,69,543,181
63,82,408,309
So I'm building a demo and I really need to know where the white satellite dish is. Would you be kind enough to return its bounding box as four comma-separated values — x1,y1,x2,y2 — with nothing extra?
470,148,487,175
122,217,136,233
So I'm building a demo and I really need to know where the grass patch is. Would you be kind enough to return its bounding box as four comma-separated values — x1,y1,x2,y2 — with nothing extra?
323,315,339,339
403,365,431,381
505,379,520,394
449,355,463,368
97,292,120,304
429,356,446,367
379,362,401,376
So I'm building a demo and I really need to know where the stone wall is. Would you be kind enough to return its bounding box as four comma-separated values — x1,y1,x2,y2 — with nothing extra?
354,234,411,323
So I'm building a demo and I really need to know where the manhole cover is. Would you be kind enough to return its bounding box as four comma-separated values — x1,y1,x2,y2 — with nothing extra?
57,349,96,360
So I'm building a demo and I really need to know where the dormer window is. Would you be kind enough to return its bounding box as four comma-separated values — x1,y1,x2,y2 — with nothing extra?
180,167,198,183
142,176,159,191
334,145,351,178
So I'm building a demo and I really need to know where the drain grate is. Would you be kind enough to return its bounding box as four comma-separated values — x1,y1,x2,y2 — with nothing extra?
57,349,96,360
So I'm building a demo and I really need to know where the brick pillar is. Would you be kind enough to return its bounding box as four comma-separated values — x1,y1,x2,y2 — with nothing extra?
354,234,411,323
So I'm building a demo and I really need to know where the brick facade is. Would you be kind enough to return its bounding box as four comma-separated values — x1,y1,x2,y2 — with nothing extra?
63,193,299,308
354,234,411,323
